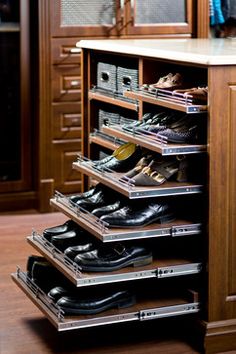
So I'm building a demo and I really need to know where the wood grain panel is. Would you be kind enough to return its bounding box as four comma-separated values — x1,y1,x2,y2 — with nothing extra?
207,67,236,321
52,102,82,140
52,141,82,194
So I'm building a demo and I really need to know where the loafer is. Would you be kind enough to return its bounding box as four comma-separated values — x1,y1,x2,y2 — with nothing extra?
100,202,175,228
74,244,153,272
43,219,80,240
56,290,136,315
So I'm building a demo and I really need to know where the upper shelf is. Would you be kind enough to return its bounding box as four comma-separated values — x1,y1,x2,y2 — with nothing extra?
50,192,202,242
102,125,207,156
89,90,138,111
123,90,207,114
27,232,202,287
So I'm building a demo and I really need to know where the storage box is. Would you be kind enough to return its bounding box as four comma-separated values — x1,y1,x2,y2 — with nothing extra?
97,62,117,92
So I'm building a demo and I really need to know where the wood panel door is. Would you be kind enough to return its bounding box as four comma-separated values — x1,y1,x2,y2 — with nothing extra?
50,0,122,37
124,0,194,37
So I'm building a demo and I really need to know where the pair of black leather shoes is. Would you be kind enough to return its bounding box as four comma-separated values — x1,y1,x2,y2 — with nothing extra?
43,219,94,252
99,201,175,228
73,243,152,272
48,287,136,315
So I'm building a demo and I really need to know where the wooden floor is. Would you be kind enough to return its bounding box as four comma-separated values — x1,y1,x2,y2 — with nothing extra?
0,211,203,354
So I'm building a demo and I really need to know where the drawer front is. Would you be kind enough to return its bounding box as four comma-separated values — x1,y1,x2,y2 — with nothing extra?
51,38,81,65
53,140,82,194
52,65,81,102
52,102,82,140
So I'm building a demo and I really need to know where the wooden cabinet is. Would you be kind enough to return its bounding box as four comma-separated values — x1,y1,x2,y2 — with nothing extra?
50,0,198,38
37,0,209,212
12,38,236,353
0,0,34,210
73,39,236,353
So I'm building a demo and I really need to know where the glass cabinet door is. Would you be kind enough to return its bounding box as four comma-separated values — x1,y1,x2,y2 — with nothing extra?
50,0,122,37
0,0,31,193
125,0,194,36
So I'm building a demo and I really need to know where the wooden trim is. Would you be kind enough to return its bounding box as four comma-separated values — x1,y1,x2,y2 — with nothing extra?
197,0,210,38
38,0,54,211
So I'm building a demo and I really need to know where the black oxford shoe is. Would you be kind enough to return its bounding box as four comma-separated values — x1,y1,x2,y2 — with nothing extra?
43,219,80,240
100,202,175,228
64,242,96,260
51,230,82,252
69,183,103,204
73,243,153,272
56,290,136,315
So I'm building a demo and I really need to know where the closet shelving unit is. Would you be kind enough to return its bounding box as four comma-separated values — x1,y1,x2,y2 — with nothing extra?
12,38,236,353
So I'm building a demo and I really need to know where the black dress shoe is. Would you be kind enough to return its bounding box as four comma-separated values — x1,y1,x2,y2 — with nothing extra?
48,286,72,302
43,219,80,240
64,242,96,260
31,261,70,293
69,183,103,204
26,255,46,278
74,243,152,272
122,112,154,132
91,200,123,218
51,230,82,252
100,202,175,228
75,189,108,212
56,290,136,315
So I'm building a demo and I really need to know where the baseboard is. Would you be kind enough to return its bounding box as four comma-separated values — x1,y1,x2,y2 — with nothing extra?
0,191,37,212
199,318,236,353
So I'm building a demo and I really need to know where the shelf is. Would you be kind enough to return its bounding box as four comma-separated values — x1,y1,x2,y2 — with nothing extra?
12,270,200,331
27,233,202,287
123,90,207,114
89,130,125,151
102,125,207,156
50,194,202,242
72,160,204,199
89,90,138,111
0,22,20,32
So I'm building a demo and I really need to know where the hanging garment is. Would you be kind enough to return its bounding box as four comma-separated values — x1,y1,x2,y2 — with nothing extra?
210,0,225,25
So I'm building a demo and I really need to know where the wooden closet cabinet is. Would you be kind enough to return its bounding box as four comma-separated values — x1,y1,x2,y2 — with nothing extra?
37,0,208,212
75,38,236,353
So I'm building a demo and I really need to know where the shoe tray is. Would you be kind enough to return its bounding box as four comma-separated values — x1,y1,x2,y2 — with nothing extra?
50,193,202,242
12,269,200,331
102,125,207,156
27,232,202,287
123,90,207,114
73,161,204,199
